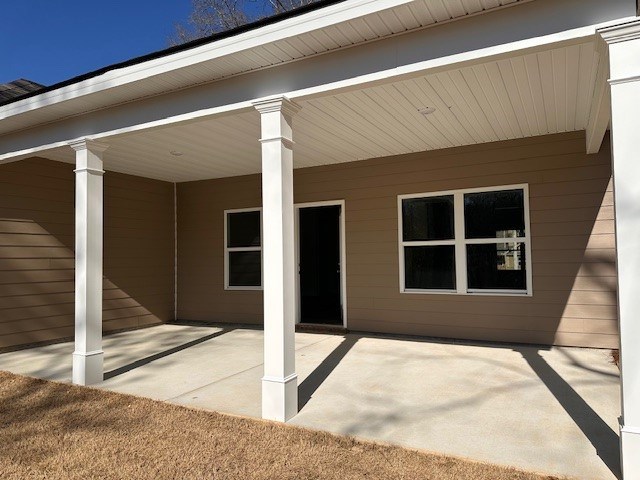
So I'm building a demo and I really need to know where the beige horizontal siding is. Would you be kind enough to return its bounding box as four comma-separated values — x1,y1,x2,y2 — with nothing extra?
177,131,618,348
177,174,263,325
0,158,175,349
103,168,175,334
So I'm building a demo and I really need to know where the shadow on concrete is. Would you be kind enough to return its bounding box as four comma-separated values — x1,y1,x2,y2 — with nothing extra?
298,335,359,410
104,328,233,380
518,347,621,479
556,347,619,379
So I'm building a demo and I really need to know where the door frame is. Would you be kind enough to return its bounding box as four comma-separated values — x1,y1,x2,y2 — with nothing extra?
294,200,347,328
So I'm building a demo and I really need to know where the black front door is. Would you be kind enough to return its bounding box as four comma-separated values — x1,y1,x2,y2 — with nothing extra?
299,205,342,325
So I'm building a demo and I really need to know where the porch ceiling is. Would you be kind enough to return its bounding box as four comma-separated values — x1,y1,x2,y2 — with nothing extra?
41,41,601,182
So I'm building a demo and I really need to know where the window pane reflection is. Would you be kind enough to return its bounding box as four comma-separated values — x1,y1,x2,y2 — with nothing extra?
466,242,526,291
402,196,454,241
464,189,525,239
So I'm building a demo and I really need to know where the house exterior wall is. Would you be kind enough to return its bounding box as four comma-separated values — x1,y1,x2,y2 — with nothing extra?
178,131,617,348
0,157,175,350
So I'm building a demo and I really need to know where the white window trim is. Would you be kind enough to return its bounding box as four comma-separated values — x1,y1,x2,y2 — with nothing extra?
397,184,533,297
294,200,347,328
224,207,263,291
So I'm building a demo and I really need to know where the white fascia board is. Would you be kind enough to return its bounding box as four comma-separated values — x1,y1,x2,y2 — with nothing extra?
79,19,638,131
0,100,255,163
0,0,412,120
287,17,638,102
585,36,611,154
2,17,635,164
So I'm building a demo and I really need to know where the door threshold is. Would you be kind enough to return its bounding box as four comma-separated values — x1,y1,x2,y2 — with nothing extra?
296,323,348,335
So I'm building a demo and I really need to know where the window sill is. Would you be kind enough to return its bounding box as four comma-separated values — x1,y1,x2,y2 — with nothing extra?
401,288,532,297
225,286,263,291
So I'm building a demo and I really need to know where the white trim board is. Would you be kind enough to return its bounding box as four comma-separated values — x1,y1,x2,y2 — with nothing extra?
2,16,637,163
223,207,264,291
1,0,545,131
174,182,178,320
397,183,533,297
0,0,416,120
288,21,632,103
222,201,347,326
294,200,348,329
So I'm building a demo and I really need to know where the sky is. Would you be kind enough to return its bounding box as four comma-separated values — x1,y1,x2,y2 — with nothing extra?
1,1,195,86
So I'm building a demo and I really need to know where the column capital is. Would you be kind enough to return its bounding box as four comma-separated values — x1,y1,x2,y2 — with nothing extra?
68,138,109,153
599,19,640,45
252,96,301,117
70,138,107,175
598,20,640,86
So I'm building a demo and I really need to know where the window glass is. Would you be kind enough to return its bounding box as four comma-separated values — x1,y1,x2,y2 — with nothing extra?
466,242,526,291
402,196,454,241
464,189,525,239
404,245,456,290
228,251,261,287
227,211,261,247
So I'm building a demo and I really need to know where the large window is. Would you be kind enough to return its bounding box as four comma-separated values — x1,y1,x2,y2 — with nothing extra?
398,185,532,295
224,208,262,289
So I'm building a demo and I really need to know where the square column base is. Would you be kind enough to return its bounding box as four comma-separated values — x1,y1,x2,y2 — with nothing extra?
262,373,298,422
72,350,104,385
621,425,640,479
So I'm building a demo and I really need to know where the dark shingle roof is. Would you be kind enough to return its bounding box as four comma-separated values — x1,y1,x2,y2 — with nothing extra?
0,79,45,102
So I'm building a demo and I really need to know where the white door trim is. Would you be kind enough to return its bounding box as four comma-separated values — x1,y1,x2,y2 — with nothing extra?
294,200,347,328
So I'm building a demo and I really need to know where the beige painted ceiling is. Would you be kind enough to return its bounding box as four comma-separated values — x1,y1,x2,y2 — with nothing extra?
42,41,600,183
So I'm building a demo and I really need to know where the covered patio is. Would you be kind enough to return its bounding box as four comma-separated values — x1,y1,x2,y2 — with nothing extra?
0,323,620,479
1,1,640,478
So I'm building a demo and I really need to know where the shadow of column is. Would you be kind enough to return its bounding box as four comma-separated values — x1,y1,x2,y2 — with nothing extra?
518,347,621,479
298,335,359,410
104,328,233,380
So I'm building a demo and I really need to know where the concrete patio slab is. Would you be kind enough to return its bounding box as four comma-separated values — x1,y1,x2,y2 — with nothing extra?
0,324,620,480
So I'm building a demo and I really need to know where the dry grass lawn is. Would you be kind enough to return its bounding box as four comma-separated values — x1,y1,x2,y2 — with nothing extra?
0,371,560,480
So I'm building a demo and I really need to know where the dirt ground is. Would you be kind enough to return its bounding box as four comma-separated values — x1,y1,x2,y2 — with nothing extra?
0,371,560,480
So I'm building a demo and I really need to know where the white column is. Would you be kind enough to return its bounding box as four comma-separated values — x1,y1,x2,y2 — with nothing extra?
601,20,640,480
69,139,108,386
253,96,300,422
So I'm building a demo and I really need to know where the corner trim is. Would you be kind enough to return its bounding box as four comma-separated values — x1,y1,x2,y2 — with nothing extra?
262,373,298,384
174,182,178,321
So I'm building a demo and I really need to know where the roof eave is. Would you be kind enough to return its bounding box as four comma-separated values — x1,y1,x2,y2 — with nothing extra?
0,0,351,109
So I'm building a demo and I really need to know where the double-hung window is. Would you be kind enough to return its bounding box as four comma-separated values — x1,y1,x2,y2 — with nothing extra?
398,185,531,295
224,208,262,290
